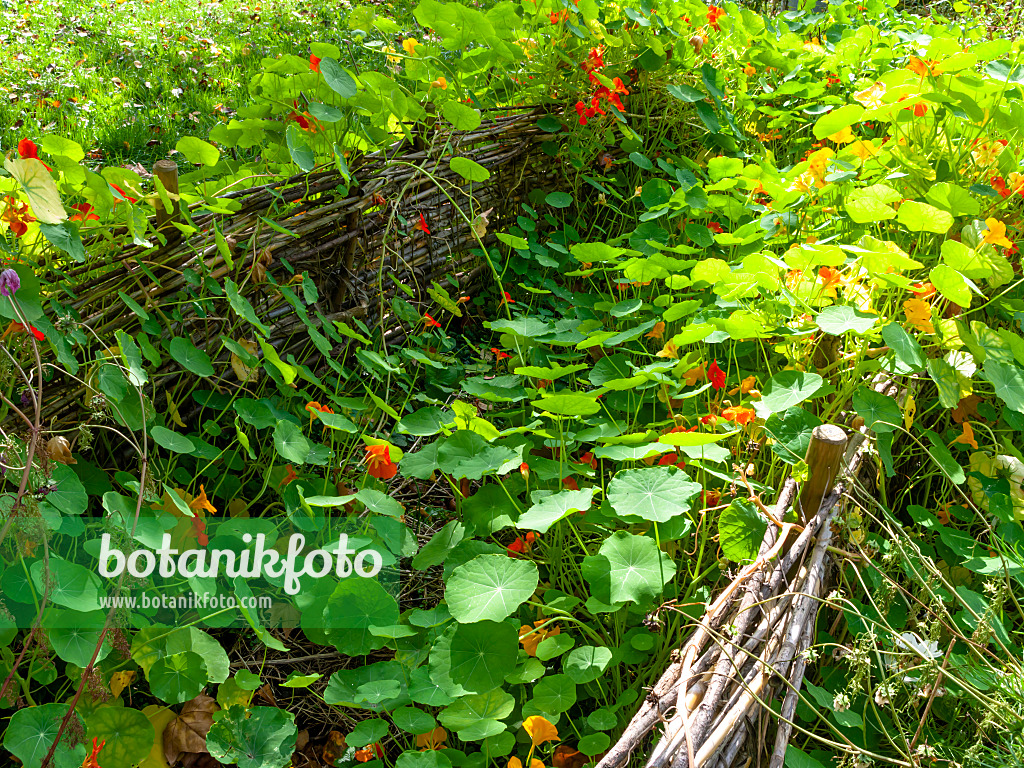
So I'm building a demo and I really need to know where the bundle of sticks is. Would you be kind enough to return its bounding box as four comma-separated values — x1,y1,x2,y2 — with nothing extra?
598,424,870,768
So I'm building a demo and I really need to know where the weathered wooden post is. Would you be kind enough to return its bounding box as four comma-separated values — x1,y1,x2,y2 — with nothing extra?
796,424,848,524
153,159,180,234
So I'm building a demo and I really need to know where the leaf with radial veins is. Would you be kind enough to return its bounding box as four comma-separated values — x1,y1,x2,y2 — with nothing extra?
445,555,538,623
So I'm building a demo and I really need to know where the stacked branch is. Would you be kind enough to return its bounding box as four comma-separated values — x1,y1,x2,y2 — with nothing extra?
36,111,556,427
599,425,873,768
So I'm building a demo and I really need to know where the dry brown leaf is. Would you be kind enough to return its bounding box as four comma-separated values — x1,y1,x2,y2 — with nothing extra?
230,339,260,384
323,731,347,765
163,694,219,766
553,745,588,768
46,435,76,464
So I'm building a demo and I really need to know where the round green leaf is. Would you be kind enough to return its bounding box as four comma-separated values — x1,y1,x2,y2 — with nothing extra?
536,634,575,661
564,645,613,683
446,620,519,693
86,706,154,768
149,651,208,703
545,191,573,209
531,393,600,416
320,57,357,98
393,707,437,735
29,556,105,611
718,499,768,563
445,554,538,623
897,201,953,234
151,425,196,454
929,264,972,308
814,306,878,336
579,733,611,756
4,703,77,768
44,609,111,667
175,137,220,167
607,467,701,523
208,706,297,768
441,101,482,131
168,336,215,377
324,578,400,655
532,673,576,714
812,103,864,139
752,371,823,419
581,531,675,606
517,488,595,533
397,751,453,768
852,387,901,433
436,431,516,480
348,718,389,747
43,463,88,516
273,420,311,464
439,689,515,732
450,157,490,182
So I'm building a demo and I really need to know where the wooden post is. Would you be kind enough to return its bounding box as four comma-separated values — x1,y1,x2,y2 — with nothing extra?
153,159,180,233
796,424,848,524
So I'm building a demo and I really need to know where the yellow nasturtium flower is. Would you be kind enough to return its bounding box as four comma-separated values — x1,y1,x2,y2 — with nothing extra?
402,37,419,56
983,218,1014,249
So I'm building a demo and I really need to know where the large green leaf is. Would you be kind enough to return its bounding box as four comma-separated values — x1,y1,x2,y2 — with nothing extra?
169,336,215,377
881,322,925,370
176,136,220,166
812,103,864,139
718,499,767,563
319,57,358,98
753,371,823,419
765,407,822,465
532,393,601,416
324,578,400,655
149,652,208,703
273,420,311,464
445,554,538,623
44,609,111,667
86,706,154,768
517,488,595,533
607,467,701,523
581,531,675,606
430,620,518,694
441,101,482,131
983,361,1024,413
207,706,297,768
897,201,952,233
852,387,901,432
436,432,516,480
29,556,105,611
4,704,77,768
815,306,878,336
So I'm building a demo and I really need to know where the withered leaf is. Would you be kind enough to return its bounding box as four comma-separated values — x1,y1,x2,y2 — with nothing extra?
163,694,219,766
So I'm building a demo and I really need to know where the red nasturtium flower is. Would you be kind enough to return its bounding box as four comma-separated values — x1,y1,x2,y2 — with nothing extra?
708,360,726,389
507,531,536,557
305,400,334,428
82,738,106,768
1,196,35,237
355,743,384,762
502,291,515,304
278,464,299,488
562,476,579,491
17,139,52,171
549,9,568,23
657,452,686,469
365,444,398,480
413,212,431,235
491,347,511,360
579,451,597,469
707,221,724,234
70,203,100,223
707,5,726,30
720,406,756,425
3,321,46,341
423,313,442,328
310,53,321,72
110,183,137,204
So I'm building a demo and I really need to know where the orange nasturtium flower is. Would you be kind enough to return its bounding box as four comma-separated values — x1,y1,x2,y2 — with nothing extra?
729,375,757,396
309,53,321,72
1,196,35,237
431,76,448,90
706,5,726,30
903,298,934,334
682,365,706,386
646,321,666,340
365,444,398,480
743,63,756,76
827,126,856,144
305,401,335,428
906,56,942,78
720,406,756,425
416,727,448,750
983,218,1014,250
423,313,442,328
848,139,880,162
278,464,300,488
519,620,559,656
355,743,384,762
953,421,979,450
189,485,217,515
508,759,544,768
523,715,560,746
656,340,679,359
83,738,106,768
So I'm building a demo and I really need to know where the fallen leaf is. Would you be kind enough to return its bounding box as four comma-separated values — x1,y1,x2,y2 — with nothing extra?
163,694,218,766
110,670,135,699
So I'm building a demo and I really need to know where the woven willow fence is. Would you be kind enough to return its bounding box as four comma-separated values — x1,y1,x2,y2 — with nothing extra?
41,110,553,427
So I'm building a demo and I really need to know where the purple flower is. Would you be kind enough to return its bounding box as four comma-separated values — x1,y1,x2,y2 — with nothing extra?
0,269,20,297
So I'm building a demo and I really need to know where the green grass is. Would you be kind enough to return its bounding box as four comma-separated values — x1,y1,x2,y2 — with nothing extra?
0,0,411,166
